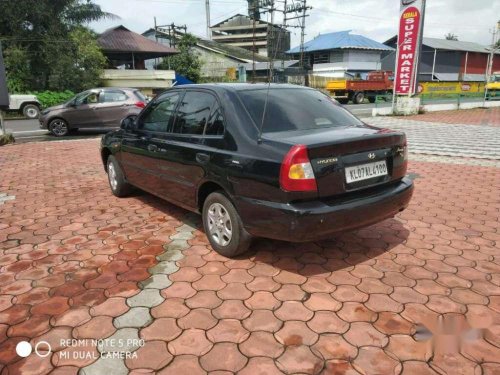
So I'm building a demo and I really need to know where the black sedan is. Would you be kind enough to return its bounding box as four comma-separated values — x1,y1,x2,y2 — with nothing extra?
100,84,413,257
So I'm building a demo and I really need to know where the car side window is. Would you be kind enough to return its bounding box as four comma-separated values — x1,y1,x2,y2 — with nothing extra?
73,91,94,105
139,92,180,133
172,91,215,135
205,106,225,136
83,92,99,105
101,90,128,103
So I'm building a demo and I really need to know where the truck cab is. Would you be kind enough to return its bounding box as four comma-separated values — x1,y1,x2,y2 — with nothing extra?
486,72,500,98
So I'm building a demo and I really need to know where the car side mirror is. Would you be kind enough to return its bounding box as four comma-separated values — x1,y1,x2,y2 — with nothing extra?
121,116,137,131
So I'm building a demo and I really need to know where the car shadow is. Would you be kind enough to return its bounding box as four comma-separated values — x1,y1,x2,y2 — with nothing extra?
132,190,411,275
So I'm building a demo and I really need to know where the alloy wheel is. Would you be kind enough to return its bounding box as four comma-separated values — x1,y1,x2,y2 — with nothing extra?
51,120,68,136
108,162,118,191
207,202,232,246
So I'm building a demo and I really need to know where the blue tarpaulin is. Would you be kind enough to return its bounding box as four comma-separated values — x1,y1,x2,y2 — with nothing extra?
174,73,194,86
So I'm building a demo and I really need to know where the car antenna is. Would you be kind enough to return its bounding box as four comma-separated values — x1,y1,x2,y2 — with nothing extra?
257,84,271,144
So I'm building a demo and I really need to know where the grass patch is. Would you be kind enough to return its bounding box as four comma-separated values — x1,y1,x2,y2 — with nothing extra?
0,133,15,146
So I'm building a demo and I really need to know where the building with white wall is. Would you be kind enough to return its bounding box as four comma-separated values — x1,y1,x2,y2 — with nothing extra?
286,30,394,78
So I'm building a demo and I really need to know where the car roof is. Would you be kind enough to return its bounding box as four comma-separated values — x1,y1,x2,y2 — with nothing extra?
84,87,140,92
172,83,313,94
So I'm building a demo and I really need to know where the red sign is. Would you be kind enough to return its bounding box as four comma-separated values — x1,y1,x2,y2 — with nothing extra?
395,6,421,95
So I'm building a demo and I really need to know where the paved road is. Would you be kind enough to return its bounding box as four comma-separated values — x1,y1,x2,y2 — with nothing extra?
2,95,491,143
344,97,486,117
1,138,499,374
4,119,111,143
366,116,500,161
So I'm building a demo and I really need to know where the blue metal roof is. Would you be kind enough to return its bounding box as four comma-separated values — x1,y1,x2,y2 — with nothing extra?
287,30,394,54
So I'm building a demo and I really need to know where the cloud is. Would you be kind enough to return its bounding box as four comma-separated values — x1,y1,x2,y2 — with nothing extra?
91,0,499,47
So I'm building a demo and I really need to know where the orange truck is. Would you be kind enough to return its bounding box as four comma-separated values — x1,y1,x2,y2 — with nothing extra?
326,71,394,104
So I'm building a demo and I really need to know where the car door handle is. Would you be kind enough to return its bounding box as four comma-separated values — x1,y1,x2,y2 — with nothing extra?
148,144,158,152
196,153,210,164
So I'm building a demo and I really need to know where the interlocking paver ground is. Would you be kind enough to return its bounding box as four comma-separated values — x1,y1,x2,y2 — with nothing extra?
1,114,499,374
397,106,500,127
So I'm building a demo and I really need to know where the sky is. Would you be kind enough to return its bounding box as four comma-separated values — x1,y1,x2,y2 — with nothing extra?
91,0,500,48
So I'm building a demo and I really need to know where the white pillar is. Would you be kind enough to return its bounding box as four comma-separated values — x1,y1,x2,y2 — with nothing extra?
431,49,437,81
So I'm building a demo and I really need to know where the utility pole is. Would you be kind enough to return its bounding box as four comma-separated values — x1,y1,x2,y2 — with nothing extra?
281,0,288,79
206,0,211,40
282,1,311,84
252,1,257,83
299,0,308,70
268,0,275,82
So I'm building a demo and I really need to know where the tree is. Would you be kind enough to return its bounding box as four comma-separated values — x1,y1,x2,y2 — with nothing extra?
158,34,202,83
445,33,459,41
43,27,107,92
0,0,115,92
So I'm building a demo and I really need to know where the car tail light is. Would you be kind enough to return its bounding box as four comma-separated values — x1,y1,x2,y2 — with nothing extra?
135,101,146,108
280,144,317,192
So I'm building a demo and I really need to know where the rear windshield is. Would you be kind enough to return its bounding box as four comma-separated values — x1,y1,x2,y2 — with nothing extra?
238,88,363,133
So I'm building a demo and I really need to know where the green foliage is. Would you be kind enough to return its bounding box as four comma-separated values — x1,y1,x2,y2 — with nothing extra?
43,27,107,92
0,134,16,146
31,90,75,108
0,0,113,92
3,46,30,93
445,33,459,41
158,34,202,83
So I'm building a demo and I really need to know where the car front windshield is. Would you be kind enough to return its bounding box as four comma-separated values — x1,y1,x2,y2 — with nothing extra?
238,88,364,133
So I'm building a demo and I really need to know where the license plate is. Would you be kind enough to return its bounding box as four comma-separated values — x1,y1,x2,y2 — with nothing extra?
345,160,388,184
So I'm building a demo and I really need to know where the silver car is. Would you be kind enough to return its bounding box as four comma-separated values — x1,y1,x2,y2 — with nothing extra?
39,88,147,136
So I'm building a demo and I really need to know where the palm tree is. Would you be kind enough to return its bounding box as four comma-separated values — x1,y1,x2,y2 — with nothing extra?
62,0,119,25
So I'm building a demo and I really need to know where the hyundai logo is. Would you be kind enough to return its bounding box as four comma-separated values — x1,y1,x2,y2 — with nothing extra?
368,153,376,159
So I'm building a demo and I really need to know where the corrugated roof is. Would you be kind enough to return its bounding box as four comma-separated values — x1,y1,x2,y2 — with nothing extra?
423,37,490,53
98,25,178,56
287,30,394,54
241,60,299,71
142,29,269,63
385,35,498,54
196,37,270,63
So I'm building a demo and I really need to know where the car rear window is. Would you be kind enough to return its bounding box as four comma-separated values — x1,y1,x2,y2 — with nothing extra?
238,88,363,133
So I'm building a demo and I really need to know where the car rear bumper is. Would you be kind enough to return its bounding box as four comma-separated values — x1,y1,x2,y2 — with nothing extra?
234,177,414,242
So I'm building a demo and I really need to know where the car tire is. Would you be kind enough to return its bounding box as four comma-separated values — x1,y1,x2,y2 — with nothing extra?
368,97,376,103
107,155,132,198
49,119,70,137
354,92,365,104
22,104,40,119
203,192,252,257
337,98,349,105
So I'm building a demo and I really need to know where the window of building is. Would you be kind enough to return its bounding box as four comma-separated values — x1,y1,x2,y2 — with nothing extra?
313,52,330,64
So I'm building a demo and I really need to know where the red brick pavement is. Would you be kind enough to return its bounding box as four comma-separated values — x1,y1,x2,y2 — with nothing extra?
398,107,500,126
1,139,499,374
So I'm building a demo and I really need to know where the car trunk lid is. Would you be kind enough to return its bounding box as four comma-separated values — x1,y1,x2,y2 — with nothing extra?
264,125,408,198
